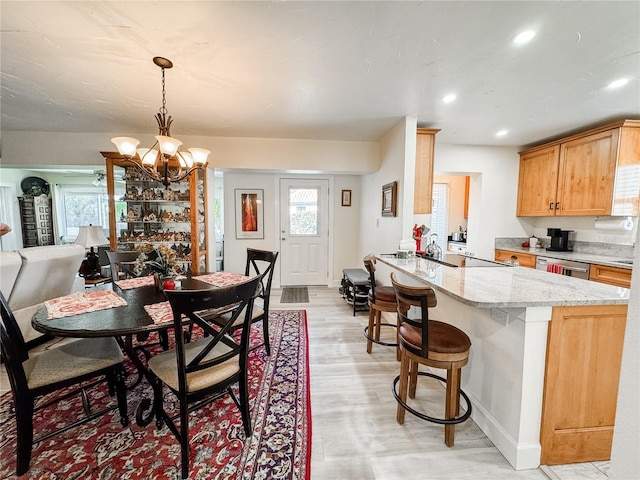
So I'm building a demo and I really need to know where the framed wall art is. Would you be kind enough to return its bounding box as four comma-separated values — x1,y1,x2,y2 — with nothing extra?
341,189,352,207
235,189,264,239
381,181,397,217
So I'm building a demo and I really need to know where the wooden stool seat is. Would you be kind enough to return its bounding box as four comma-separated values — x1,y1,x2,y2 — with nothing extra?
368,285,396,303
391,273,472,447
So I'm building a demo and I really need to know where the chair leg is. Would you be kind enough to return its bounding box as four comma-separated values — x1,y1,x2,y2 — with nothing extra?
396,349,409,424
444,366,461,447
366,307,375,354
374,311,382,341
409,359,418,399
395,313,401,361
239,372,253,437
262,316,271,356
113,365,129,426
180,395,190,479
15,396,35,476
152,377,164,429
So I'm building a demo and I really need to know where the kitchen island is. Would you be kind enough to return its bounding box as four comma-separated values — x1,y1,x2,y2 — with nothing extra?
375,255,629,470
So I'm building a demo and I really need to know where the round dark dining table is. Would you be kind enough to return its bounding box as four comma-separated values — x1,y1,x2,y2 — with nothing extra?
32,274,238,338
32,273,248,425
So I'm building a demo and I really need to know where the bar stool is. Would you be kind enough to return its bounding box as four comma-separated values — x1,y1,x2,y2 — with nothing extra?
363,254,400,357
390,273,472,447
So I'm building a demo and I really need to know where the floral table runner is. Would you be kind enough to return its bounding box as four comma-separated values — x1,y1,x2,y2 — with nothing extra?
45,290,127,319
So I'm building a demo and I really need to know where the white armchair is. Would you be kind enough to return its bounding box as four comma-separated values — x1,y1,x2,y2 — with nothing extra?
1,245,85,344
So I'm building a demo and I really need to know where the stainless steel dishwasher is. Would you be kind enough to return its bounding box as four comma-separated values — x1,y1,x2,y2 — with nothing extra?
535,256,590,279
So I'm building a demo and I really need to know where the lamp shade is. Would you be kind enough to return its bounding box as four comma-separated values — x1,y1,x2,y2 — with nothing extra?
137,148,159,167
155,135,182,157
188,148,210,166
111,137,140,157
75,225,109,248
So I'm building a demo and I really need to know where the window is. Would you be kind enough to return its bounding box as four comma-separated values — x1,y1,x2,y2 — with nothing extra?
56,187,117,240
288,188,319,236
430,183,449,253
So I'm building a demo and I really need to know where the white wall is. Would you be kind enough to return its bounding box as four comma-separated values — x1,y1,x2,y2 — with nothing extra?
359,116,416,261
222,170,361,287
434,143,524,259
1,131,379,174
610,224,640,479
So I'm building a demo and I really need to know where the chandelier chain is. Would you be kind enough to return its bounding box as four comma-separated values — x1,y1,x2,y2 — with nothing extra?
160,67,168,116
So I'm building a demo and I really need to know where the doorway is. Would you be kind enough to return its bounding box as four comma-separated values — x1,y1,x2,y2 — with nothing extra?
279,178,329,286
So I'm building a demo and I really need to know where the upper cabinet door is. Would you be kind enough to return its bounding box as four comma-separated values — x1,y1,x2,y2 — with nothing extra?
413,128,439,214
516,145,560,216
556,129,618,216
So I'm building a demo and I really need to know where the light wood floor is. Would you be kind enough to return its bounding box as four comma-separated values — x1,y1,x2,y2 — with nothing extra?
1,286,611,479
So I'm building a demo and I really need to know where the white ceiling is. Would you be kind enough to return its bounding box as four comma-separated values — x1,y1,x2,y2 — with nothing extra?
1,1,639,149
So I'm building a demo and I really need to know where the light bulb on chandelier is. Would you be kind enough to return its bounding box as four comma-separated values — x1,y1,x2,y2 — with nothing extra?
111,57,210,187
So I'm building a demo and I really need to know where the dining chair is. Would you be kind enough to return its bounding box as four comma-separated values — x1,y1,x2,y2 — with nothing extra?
106,250,140,280
148,275,262,480
0,291,128,476
390,273,472,447
210,248,279,355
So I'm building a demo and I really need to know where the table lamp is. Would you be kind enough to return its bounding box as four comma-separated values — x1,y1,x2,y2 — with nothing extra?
75,225,109,279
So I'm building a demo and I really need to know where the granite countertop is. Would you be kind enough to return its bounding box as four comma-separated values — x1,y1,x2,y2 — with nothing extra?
495,245,634,270
376,255,630,309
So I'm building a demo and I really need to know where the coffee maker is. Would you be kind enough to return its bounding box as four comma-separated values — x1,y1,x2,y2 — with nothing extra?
546,228,573,252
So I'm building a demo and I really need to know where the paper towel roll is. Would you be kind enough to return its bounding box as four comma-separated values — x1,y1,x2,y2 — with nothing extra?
594,217,634,231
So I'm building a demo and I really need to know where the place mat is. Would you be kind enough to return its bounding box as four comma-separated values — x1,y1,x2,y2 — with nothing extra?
144,301,174,325
45,290,127,319
115,274,187,290
115,276,155,289
193,272,251,287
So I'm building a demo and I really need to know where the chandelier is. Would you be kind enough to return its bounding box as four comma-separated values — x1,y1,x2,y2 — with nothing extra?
111,57,210,187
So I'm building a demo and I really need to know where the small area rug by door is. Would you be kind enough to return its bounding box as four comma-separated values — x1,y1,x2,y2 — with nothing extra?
280,287,309,303
0,310,311,480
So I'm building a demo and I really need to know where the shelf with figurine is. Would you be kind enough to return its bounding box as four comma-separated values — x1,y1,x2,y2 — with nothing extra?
103,154,209,273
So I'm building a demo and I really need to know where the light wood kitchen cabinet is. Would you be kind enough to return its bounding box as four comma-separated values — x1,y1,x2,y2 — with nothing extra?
494,249,536,268
413,128,440,214
589,264,632,288
102,153,209,274
540,304,627,465
517,120,640,217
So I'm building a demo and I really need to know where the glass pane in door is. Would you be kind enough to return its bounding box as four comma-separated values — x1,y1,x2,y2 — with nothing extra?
289,188,318,235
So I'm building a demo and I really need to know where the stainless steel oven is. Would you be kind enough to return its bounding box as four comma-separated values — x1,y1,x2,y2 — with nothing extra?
535,256,590,279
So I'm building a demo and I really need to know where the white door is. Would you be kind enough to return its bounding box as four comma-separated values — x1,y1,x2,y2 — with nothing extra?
279,178,329,286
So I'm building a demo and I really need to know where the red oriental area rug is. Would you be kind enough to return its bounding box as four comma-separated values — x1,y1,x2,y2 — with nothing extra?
0,310,311,480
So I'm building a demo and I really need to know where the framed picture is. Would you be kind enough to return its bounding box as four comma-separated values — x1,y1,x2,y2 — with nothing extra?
381,181,397,217
235,189,264,239
341,189,352,207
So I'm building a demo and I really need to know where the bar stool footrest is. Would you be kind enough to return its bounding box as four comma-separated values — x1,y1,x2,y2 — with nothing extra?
363,324,398,347
392,371,472,425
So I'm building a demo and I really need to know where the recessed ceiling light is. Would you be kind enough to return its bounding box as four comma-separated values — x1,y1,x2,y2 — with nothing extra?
442,93,457,104
513,30,536,46
607,78,629,90
496,129,508,137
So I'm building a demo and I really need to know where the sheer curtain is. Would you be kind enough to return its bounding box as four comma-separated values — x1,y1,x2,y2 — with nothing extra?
0,184,21,251
430,183,449,253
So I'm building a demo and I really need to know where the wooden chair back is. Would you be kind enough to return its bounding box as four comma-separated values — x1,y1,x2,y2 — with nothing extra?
363,254,379,301
163,275,262,394
106,250,140,280
245,248,278,313
390,272,438,357
0,291,31,405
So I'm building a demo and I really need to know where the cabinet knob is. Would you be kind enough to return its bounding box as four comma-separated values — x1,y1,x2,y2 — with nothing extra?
549,202,554,210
